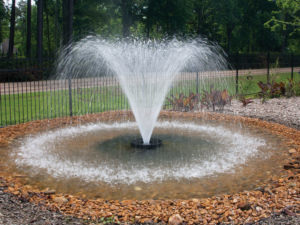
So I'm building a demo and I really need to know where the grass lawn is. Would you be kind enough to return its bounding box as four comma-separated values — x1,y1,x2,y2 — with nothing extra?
238,72,300,96
1,72,299,126
0,86,129,126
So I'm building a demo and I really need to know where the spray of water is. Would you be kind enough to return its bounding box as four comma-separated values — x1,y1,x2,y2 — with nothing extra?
56,37,228,144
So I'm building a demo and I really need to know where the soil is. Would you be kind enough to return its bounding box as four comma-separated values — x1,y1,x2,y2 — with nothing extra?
0,107,299,225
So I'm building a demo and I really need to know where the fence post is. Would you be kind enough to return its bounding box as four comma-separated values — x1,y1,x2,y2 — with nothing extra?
235,53,239,95
68,77,73,116
196,71,199,94
291,53,294,80
267,52,270,84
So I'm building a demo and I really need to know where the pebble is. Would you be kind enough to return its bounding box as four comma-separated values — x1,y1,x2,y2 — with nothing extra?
43,190,56,195
289,149,296,154
256,206,262,212
53,196,68,204
221,97,300,130
168,214,183,225
134,186,142,191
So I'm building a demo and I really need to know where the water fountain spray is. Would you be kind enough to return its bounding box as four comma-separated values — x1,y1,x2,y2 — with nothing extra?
56,37,227,148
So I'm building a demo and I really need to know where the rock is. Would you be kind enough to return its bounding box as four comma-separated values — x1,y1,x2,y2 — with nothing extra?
141,218,153,223
13,175,27,178
264,187,273,195
284,164,295,169
232,198,238,203
168,214,183,225
43,190,56,195
256,206,262,212
192,198,200,203
134,186,142,191
289,149,296,154
12,190,20,195
238,202,251,211
254,187,264,192
53,196,68,204
135,216,141,221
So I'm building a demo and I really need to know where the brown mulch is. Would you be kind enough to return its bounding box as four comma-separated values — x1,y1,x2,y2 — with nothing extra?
0,111,299,224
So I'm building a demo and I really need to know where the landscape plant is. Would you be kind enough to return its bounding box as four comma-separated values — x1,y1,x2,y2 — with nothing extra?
167,86,232,112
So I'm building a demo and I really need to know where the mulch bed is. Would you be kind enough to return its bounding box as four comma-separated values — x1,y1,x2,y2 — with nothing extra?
0,111,299,224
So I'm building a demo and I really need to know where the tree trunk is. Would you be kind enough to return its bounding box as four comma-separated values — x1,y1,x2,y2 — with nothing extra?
0,0,3,43
121,0,131,37
26,0,31,58
63,0,73,45
8,0,16,58
44,0,51,56
54,0,60,49
37,0,43,64
226,25,233,54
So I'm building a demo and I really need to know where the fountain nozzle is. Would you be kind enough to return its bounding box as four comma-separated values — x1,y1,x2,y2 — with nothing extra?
131,138,162,149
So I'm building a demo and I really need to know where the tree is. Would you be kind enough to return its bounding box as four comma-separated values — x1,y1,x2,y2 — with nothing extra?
265,0,300,34
121,0,132,37
215,0,240,53
143,0,194,37
0,0,6,43
265,0,300,52
36,0,43,63
26,0,31,58
63,0,73,45
73,0,107,39
8,0,16,57
193,0,218,39
44,0,51,56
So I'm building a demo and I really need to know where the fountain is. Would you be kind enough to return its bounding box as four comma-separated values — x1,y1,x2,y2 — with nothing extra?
56,37,228,147
0,36,293,201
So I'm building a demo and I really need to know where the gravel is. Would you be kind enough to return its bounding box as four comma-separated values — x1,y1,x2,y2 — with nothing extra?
0,97,299,224
222,97,300,130
0,181,86,225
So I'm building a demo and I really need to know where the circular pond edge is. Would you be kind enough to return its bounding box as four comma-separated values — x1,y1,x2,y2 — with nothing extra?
0,111,299,224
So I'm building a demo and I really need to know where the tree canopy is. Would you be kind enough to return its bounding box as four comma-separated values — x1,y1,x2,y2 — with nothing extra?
1,0,300,58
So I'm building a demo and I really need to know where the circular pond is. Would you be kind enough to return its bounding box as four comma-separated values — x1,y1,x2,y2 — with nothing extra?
0,113,288,200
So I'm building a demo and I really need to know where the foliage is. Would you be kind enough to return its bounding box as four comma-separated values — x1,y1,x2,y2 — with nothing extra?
0,0,7,43
167,88,232,112
167,92,200,112
97,216,119,224
1,0,300,57
256,77,300,101
257,80,285,102
285,78,300,97
200,86,232,112
265,0,300,34
264,0,300,52
239,96,253,107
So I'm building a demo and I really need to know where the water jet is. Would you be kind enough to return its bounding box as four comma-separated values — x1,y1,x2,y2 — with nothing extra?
56,37,229,145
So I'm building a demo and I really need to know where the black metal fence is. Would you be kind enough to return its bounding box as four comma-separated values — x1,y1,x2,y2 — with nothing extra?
0,53,299,127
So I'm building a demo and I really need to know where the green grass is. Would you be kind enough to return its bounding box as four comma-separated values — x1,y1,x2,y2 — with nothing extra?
0,86,129,126
1,72,299,126
167,72,300,98
238,72,300,97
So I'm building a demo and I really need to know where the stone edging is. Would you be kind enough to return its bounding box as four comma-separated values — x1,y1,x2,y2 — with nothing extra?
0,111,299,224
